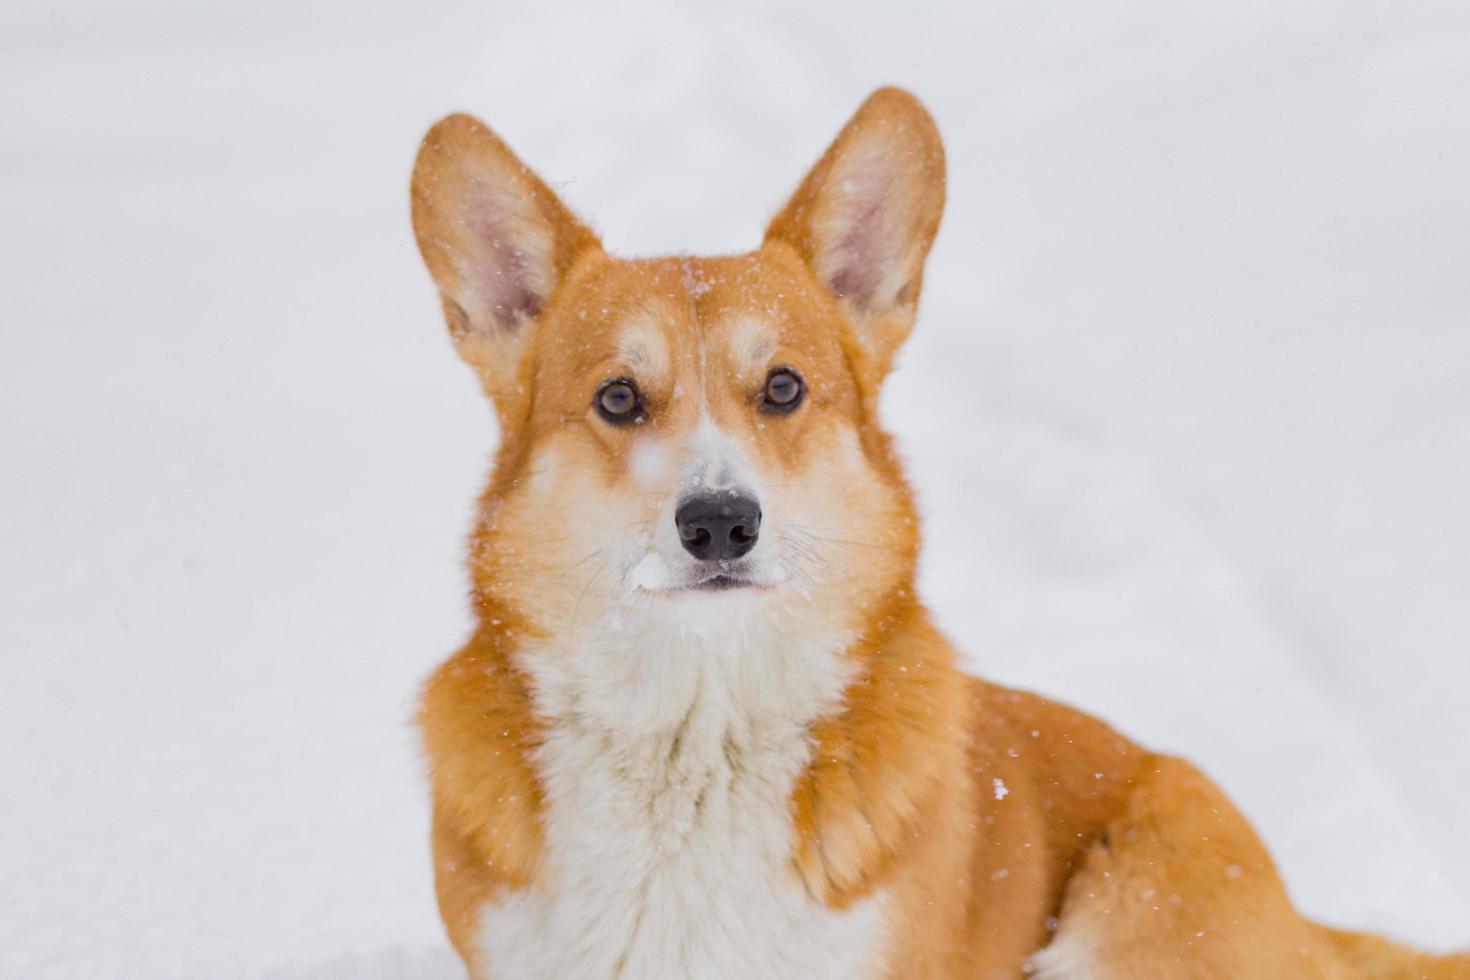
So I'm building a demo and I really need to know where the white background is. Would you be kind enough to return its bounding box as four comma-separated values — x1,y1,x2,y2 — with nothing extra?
2,1,1467,976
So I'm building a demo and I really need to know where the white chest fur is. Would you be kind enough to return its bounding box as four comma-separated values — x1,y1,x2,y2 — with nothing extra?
478,608,889,980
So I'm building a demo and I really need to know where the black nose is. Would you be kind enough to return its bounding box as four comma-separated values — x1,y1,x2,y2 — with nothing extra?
675,492,761,561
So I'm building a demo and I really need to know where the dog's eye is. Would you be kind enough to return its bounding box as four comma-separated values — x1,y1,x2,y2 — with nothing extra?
761,367,804,413
596,378,644,424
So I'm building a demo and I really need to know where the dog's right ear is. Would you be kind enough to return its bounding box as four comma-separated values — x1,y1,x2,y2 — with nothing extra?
411,114,601,403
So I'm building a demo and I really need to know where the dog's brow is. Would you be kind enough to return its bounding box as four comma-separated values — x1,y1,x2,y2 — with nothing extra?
615,315,670,380
726,315,779,375
620,341,649,368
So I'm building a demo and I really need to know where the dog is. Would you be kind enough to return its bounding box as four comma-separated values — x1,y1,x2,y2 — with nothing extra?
408,87,1468,979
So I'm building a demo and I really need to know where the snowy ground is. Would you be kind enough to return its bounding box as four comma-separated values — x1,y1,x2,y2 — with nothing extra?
2,1,1468,976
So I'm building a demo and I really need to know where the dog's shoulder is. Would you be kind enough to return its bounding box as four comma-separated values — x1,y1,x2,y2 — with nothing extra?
419,622,545,890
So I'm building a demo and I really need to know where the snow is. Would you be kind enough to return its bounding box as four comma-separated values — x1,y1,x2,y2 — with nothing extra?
630,552,671,592
2,1,1468,976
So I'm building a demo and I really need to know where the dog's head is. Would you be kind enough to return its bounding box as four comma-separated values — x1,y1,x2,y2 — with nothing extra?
411,88,944,639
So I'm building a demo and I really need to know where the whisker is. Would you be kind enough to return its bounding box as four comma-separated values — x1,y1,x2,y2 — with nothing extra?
569,563,607,626
787,524,896,552
557,547,605,579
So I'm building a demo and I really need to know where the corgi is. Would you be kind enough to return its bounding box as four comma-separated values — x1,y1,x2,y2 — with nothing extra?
409,88,1468,979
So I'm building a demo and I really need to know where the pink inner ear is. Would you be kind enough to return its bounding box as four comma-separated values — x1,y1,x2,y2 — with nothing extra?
822,148,903,310
462,189,546,330
826,194,887,305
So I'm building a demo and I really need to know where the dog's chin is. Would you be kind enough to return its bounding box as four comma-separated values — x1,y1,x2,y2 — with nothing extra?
657,562,775,598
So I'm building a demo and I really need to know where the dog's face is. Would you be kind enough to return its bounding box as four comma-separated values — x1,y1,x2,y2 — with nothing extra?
411,90,944,637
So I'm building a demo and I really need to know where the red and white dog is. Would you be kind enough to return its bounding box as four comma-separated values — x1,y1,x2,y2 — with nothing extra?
409,88,1468,979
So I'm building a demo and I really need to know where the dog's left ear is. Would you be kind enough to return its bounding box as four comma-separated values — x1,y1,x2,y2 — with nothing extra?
765,87,946,379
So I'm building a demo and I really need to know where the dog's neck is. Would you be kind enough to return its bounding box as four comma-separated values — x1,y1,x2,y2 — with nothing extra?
423,584,967,913
514,594,862,753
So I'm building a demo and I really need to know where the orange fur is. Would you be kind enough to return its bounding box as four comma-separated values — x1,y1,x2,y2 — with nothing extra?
410,88,1469,978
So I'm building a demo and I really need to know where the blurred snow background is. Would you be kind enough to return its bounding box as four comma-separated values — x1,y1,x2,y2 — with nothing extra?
2,0,1467,976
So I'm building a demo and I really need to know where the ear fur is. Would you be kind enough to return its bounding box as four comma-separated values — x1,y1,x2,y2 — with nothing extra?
410,114,601,401
765,88,946,377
